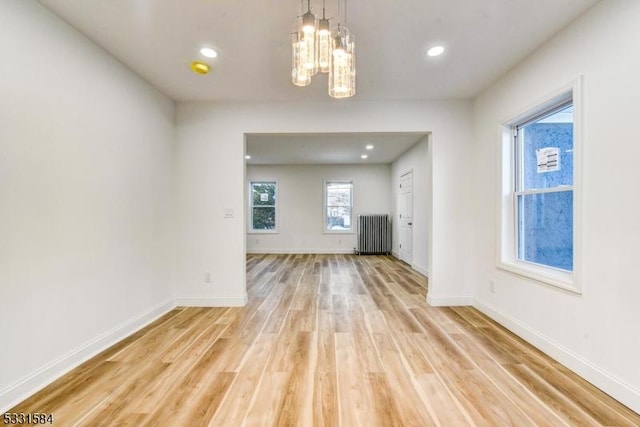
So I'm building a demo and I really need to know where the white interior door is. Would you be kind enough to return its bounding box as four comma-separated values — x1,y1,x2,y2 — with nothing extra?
399,171,413,263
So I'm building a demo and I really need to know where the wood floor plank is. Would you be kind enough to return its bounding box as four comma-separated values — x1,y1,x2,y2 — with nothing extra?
137,369,236,427
208,334,277,426
312,331,339,427
351,315,384,373
439,367,537,427
504,363,603,426
364,372,404,427
552,362,640,426
371,332,437,426
175,371,237,427
243,371,289,426
476,360,571,426
74,362,171,426
335,332,380,427
392,332,434,375
127,323,230,414
413,373,476,427
273,332,316,426
9,254,639,426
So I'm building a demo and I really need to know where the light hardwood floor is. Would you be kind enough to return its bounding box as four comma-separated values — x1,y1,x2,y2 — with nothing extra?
10,254,640,426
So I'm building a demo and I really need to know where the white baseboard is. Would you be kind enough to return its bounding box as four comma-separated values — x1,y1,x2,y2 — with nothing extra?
0,298,176,413
246,248,354,254
411,263,429,277
176,294,248,307
426,294,473,307
474,300,640,413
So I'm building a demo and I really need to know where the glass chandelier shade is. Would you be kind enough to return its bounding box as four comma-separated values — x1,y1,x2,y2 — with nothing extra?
318,18,331,73
291,30,311,87
299,8,319,76
328,26,355,98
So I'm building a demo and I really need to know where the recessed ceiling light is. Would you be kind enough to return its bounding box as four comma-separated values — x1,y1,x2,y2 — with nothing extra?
365,144,374,150
361,154,368,159
427,46,445,57
200,47,218,58
245,155,251,160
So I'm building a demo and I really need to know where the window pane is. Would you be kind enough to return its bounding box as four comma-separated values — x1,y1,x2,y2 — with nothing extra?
327,183,351,206
518,191,573,271
252,207,276,230
520,105,573,191
252,182,276,206
327,207,351,230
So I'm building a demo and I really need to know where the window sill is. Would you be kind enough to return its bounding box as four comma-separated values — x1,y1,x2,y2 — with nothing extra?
248,230,279,235
324,230,355,235
497,260,580,294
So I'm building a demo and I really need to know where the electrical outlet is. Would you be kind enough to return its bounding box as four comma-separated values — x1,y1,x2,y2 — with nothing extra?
205,272,212,283
489,280,496,294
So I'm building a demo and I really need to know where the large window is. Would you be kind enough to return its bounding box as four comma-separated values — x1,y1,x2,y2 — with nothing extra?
515,103,574,271
499,82,581,292
249,180,277,232
325,181,353,232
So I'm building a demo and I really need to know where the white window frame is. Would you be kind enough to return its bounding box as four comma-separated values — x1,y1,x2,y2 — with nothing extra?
323,180,354,234
497,78,583,293
248,179,278,234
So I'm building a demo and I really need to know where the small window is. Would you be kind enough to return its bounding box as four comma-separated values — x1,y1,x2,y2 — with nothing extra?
324,181,353,232
249,180,277,232
499,81,581,292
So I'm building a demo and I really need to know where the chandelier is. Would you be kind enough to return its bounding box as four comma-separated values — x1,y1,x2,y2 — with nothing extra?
292,0,355,98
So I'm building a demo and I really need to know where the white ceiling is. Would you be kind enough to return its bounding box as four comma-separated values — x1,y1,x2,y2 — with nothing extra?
246,133,427,164
38,0,598,103
36,0,598,164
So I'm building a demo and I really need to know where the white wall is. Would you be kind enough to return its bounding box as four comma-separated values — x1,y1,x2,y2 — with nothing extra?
472,0,640,412
0,0,175,411
247,164,391,254
391,137,431,276
175,100,473,307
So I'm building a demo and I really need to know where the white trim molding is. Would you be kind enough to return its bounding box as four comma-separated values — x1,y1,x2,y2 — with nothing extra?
246,248,354,255
411,262,429,278
175,295,248,307
426,294,473,307
0,299,176,413
496,76,583,294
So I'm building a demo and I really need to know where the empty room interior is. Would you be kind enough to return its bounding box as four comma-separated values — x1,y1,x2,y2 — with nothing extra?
2,0,640,425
